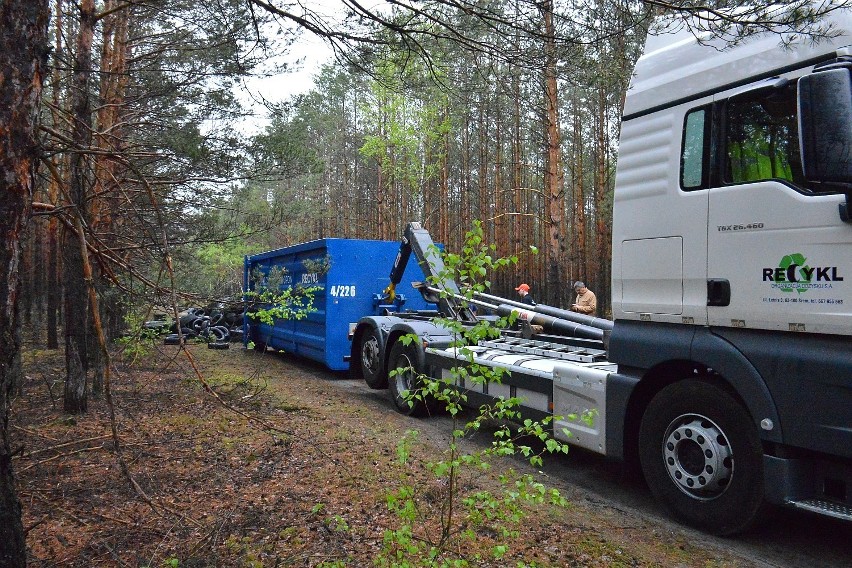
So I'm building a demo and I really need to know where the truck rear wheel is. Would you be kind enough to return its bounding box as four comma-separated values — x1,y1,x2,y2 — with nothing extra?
387,340,429,417
638,379,767,535
359,327,387,389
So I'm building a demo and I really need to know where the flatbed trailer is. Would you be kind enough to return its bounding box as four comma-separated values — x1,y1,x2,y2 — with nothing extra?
348,222,623,458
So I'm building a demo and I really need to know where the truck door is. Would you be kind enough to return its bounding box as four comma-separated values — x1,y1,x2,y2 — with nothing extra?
614,103,711,325
707,80,851,335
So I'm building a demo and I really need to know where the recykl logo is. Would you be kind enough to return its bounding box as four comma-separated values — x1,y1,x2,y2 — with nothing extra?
762,253,844,293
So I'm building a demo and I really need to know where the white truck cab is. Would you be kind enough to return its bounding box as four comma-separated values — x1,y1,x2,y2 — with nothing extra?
613,15,852,331
608,12,852,534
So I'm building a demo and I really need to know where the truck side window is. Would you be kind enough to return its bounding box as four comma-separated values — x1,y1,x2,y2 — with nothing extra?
681,108,708,190
724,84,804,187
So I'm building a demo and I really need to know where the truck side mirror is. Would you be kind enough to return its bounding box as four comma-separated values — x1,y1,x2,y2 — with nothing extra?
799,68,852,181
798,67,852,221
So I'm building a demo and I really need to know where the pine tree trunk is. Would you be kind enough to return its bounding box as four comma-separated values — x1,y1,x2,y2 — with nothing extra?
91,0,131,387
542,0,564,306
64,0,96,414
46,175,61,350
0,1,49,564
439,105,449,244
45,0,65,351
477,96,488,228
572,98,587,284
594,85,610,316
460,114,471,252
494,108,505,286
20,230,34,347
30,215,44,345
512,73,522,260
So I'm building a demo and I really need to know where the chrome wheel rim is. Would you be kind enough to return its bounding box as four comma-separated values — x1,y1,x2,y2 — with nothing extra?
361,336,380,375
662,413,733,500
393,353,415,395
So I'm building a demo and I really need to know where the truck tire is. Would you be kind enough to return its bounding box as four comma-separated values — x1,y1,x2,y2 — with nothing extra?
387,340,429,417
359,327,387,389
638,379,768,535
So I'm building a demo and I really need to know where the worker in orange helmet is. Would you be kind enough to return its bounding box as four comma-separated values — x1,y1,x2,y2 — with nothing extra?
514,283,536,306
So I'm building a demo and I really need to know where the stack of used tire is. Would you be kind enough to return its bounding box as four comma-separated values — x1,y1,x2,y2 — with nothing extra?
153,301,246,349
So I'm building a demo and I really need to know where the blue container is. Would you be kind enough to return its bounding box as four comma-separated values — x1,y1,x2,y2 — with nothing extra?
244,238,436,371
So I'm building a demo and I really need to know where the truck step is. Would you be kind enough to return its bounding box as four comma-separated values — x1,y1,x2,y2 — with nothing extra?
479,337,607,363
787,498,852,521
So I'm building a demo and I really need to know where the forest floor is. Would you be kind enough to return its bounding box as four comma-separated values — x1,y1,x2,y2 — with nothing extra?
12,341,758,567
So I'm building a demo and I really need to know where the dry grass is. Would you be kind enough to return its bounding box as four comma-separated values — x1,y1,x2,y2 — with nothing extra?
12,342,752,567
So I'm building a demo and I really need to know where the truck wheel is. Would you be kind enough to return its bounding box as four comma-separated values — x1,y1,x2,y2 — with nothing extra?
359,327,387,389
638,379,767,535
387,340,429,417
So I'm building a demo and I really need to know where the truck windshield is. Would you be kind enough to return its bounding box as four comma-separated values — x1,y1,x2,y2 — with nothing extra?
725,84,805,187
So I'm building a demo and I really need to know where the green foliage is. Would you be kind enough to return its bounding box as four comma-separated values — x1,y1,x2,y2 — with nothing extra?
194,229,254,296
250,112,326,178
427,219,519,350
246,286,319,327
359,57,451,202
380,221,571,567
325,514,350,533
246,258,330,329
222,534,268,568
302,255,332,275
115,311,164,365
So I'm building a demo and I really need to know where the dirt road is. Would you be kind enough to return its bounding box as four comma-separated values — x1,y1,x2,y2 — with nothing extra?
320,355,852,568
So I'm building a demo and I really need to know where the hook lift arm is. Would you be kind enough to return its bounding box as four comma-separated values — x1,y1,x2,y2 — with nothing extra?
384,222,478,323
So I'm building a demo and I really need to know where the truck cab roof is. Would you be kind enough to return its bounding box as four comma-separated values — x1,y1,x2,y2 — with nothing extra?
624,11,852,118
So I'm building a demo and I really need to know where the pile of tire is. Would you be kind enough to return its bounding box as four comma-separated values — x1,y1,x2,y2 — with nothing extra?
154,303,245,349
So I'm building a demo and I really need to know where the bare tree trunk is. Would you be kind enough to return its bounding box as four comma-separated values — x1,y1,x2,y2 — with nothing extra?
90,1,130,390
439,105,449,244
594,85,610,316
0,1,49,564
460,114,472,251
572,97,587,284
541,0,565,306
494,107,505,287
20,229,34,348
375,99,388,241
394,150,405,232
46,166,62,350
45,0,65,351
64,0,96,414
477,94,488,227
376,156,386,240
30,211,44,345
512,71,522,259
340,92,351,237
